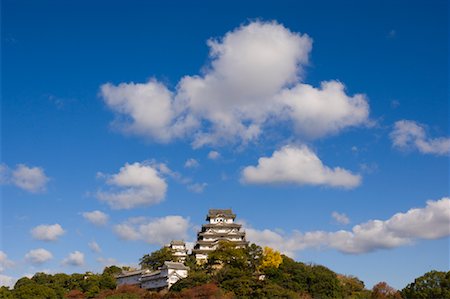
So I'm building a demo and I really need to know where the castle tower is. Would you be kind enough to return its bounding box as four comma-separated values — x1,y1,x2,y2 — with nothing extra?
167,240,188,262
192,209,248,262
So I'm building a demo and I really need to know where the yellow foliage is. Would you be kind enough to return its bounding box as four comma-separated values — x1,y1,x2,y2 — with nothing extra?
260,246,282,269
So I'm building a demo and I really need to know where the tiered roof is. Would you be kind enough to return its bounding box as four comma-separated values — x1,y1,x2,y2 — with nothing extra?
193,208,248,258
206,209,236,220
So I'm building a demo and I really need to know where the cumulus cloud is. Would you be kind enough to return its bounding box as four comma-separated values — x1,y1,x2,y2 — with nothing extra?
114,215,191,245
62,251,85,266
0,251,14,272
332,212,350,225
31,224,65,241
82,210,109,226
96,162,167,209
0,164,49,193
390,120,450,155
184,158,199,168
25,248,53,264
246,197,450,255
100,21,369,147
0,274,16,288
241,145,361,188
88,241,102,253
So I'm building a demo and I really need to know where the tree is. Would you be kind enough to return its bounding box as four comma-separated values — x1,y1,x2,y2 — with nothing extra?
170,271,211,292
139,247,175,270
307,264,344,299
207,241,249,269
401,270,450,299
245,243,263,271
96,284,150,299
338,274,369,298
174,283,233,299
13,283,58,299
372,282,402,299
0,286,13,299
65,289,85,299
260,246,282,270
102,265,123,277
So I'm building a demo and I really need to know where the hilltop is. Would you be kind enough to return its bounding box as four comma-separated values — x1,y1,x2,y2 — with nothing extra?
1,241,449,298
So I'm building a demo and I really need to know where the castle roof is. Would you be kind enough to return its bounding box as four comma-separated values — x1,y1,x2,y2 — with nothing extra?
206,209,236,220
169,240,186,246
198,231,245,238
162,261,189,270
201,223,242,229
115,269,150,278
194,240,248,247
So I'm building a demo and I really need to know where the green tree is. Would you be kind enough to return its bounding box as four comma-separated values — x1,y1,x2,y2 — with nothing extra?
170,271,211,292
207,241,249,269
245,243,263,271
0,286,14,298
102,265,123,277
307,264,344,299
13,283,58,299
338,274,368,298
139,247,174,270
401,270,450,299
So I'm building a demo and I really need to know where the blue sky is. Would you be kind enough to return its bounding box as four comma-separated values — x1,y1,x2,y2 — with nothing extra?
1,0,449,290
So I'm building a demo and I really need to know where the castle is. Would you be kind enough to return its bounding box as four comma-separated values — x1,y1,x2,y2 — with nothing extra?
116,208,247,290
193,209,248,262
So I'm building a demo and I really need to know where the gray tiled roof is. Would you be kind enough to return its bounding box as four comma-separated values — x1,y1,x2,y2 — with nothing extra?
198,231,245,237
202,223,242,229
162,261,189,270
207,209,236,220
170,240,186,246
116,269,150,278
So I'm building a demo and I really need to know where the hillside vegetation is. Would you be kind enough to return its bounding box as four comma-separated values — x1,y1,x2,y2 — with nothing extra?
1,242,449,298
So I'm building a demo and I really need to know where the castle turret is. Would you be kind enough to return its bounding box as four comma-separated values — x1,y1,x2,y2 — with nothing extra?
167,240,188,262
193,209,248,262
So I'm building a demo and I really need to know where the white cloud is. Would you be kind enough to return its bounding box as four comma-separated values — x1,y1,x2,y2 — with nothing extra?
246,197,450,255
0,164,49,193
332,211,350,225
62,251,85,266
82,210,109,226
100,21,369,148
31,224,65,241
96,162,167,209
12,164,49,193
184,158,199,168
0,251,14,272
277,81,369,138
88,241,102,253
187,182,207,193
25,248,53,264
0,274,16,288
114,216,190,245
390,120,450,155
241,145,361,188
207,151,220,160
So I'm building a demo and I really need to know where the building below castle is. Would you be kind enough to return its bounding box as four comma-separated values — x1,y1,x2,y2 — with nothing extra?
116,208,247,289
192,209,248,262
116,261,189,290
